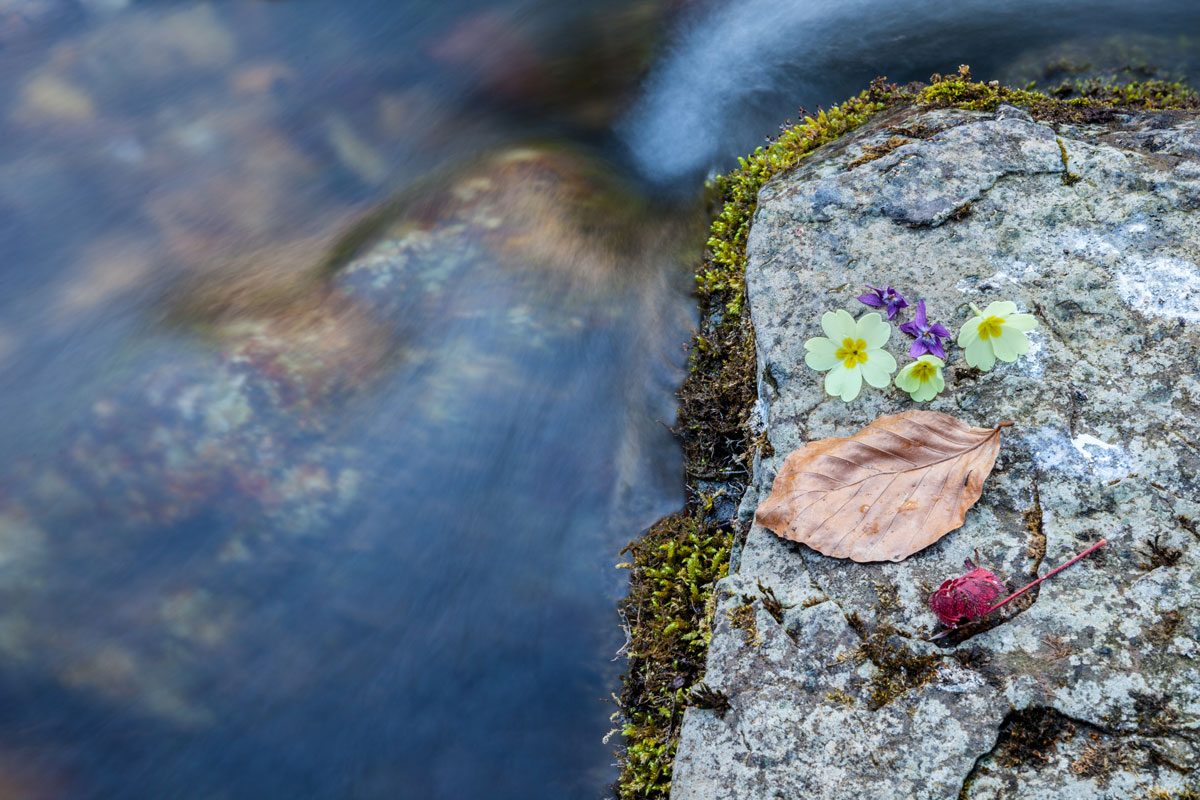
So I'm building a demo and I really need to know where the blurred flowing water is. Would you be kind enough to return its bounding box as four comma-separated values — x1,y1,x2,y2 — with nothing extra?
0,1,1197,798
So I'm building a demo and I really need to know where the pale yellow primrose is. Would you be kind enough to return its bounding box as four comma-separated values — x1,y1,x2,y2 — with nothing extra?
804,310,896,401
894,354,945,402
957,301,1037,371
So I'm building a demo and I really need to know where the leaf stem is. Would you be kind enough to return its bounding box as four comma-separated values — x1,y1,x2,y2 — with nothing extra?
984,538,1107,614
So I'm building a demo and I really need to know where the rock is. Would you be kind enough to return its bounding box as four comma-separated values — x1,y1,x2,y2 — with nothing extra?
13,72,95,124
0,0,75,46
0,144,688,726
68,5,237,94
672,104,1200,798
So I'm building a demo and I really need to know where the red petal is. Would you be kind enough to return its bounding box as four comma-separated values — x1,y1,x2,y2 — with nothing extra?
928,566,1006,626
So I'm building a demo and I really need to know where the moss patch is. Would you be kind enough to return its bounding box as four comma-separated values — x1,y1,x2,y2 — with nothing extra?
847,134,913,168
1147,786,1200,800
846,612,943,710
918,65,1199,121
1069,733,1133,781
1056,137,1083,186
993,707,1077,767
726,601,760,646
616,513,732,799
615,67,1199,800
615,83,895,799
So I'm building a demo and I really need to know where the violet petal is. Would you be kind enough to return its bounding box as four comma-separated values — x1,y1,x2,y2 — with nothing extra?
912,299,928,327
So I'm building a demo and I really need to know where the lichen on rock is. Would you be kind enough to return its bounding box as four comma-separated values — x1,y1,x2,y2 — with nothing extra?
637,74,1200,800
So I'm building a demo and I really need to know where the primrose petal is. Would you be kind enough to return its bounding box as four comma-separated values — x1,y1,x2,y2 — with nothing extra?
999,325,1030,357
821,309,857,341
894,368,919,392
981,300,1018,318
824,363,852,396
957,317,981,347
861,358,893,388
870,348,897,374
1006,313,1038,332
912,384,937,402
965,338,996,371
991,330,1019,361
838,367,863,401
804,337,840,371
857,313,891,348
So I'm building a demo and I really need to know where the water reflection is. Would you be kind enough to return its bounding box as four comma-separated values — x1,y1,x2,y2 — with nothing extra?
0,2,693,797
1,141,698,797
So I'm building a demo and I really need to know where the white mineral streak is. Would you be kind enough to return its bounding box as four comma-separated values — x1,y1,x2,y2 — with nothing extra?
1116,255,1200,323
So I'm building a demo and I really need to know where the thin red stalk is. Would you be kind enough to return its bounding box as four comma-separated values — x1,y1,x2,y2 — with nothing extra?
984,538,1107,614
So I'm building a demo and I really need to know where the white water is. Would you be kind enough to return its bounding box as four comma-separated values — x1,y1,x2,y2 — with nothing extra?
623,0,1199,182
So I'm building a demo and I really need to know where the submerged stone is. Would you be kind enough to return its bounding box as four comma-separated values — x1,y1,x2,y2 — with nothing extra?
0,143,689,728
673,104,1200,799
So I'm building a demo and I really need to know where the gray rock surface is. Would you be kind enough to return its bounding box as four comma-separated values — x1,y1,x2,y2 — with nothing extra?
672,104,1200,799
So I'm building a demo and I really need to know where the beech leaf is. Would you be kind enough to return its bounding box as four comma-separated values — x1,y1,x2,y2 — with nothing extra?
755,410,1010,562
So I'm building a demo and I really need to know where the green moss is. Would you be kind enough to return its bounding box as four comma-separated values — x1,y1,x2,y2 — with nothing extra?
849,616,943,710
993,707,1076,767
699,80,895,317
726,601,761,646
1052,77,1200,109
616,513,732,798
1146,786,1200,800
917,65,1199,120
615,84,897,800
616,67,1199,800
1057,137,1082,186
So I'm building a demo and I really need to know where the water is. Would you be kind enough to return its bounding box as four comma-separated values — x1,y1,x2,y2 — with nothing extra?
626,0,1200,182
0,1,1197,798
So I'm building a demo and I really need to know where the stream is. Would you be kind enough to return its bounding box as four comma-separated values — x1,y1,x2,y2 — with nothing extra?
0,1,1197,798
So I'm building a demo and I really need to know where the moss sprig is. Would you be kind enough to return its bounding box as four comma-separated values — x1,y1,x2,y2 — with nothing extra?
616,513,732,798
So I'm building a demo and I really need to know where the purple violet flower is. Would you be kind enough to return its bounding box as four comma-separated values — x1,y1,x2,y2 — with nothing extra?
899,299,952,359
857,284,909,320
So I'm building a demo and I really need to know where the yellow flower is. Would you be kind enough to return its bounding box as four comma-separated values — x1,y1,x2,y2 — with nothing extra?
894,355,945,402
957,301,1037,371
804,310,896,401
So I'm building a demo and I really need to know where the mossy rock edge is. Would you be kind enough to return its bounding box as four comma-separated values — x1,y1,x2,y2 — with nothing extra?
614,66,1200,800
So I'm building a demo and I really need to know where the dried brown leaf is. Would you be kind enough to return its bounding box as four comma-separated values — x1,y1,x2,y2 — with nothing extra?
755,410,1009,562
